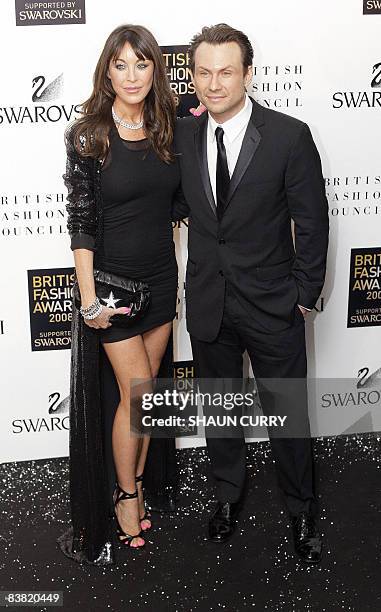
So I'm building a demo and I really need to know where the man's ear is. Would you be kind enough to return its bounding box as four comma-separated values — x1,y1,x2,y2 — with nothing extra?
244,65,253,88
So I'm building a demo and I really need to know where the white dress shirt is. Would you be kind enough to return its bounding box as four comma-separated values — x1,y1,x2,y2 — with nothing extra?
207,93,252,203
205,94,311,312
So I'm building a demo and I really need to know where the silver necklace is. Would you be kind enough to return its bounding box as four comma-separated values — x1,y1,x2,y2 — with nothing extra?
112,106,143,130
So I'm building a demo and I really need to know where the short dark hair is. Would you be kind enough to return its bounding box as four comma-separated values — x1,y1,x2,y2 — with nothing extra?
188,23,254,74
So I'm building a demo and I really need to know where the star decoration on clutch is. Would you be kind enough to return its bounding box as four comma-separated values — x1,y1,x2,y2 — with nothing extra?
101,291,121,309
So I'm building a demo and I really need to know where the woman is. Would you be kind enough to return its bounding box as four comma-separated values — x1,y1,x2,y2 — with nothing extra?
57,24,180,565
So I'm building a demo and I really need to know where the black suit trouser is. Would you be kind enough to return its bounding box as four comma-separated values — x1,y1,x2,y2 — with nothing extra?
190,282,317,517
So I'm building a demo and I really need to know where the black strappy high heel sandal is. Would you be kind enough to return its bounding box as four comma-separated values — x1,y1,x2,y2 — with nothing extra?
113,483,145,548
136,474,152,531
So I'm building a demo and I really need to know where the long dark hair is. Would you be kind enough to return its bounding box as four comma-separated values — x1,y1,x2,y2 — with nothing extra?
71,24,176,163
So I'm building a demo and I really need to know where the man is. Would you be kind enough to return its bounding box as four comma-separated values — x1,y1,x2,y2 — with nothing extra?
173,24,329,563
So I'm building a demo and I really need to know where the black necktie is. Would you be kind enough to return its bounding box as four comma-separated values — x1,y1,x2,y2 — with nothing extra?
215,126,230,221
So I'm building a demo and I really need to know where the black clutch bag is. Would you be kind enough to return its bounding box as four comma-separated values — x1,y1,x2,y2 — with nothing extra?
73,268,151,328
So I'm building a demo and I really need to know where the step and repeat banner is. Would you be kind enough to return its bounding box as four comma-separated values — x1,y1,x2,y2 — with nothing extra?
0,1,380,462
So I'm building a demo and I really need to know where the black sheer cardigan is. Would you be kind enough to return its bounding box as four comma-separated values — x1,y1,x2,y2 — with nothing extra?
57,128,177,565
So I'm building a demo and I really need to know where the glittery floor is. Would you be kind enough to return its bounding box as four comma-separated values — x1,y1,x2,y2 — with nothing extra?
1,434,381,612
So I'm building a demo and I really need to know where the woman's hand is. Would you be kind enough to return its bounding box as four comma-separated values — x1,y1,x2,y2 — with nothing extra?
189,102,207,117
83,305,130,329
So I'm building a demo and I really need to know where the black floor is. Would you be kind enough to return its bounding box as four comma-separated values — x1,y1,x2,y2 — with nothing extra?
1,434,381,612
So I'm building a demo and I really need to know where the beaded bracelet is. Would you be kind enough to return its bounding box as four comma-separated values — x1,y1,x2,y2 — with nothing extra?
82,303,102,320
80,297,102,320
81,299,101,316
80,296,99,315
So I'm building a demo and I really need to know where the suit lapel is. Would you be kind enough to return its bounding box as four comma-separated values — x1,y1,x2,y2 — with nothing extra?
192,99,265,218
224,100,264,212
194,114,217,217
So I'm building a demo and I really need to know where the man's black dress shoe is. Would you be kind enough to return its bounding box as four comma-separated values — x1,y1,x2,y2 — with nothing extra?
208,501,240,543
291,511,322,564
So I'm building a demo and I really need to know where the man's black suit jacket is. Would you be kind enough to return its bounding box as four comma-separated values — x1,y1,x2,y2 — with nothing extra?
173,98,329,342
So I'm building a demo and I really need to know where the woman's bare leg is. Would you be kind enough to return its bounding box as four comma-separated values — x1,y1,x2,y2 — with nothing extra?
103,335,152,546
103,322,172,540
136,322,173,481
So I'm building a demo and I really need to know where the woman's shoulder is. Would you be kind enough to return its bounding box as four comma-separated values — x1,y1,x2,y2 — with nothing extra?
64,119,98,159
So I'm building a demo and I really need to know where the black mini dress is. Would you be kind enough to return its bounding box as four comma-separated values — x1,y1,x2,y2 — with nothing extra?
94,125,179,343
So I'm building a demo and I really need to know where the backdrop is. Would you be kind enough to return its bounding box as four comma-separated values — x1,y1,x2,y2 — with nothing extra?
1,0,380,462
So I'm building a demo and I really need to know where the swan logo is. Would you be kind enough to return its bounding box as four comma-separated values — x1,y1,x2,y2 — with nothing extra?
0,73,82,125
15,0,86,26
371,62,381,88
48,392,70,414
356,366,381,389
32,73,63,102
333,62,381,108
363,0,381,14
12,392,69,434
